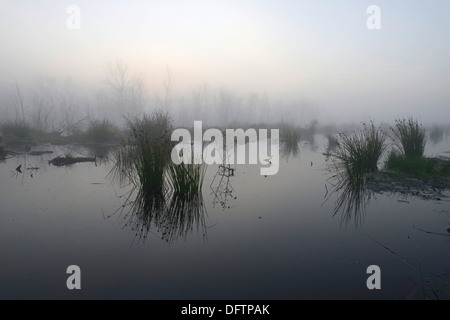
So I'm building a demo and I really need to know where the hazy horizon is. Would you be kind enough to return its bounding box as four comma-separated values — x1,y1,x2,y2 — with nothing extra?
1,1,450,125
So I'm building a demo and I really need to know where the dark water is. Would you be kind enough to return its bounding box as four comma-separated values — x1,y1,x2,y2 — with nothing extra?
0,135,449,299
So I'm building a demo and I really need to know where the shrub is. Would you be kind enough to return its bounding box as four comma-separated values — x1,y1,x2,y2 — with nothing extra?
84,119,121,143
0,120,31,139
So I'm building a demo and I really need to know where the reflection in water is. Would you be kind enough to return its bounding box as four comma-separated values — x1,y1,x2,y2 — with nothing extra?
429,125,445,145
117,186,207,244
210,164,236,209
279,124,301,160
280,141,300,160
325,157,372,228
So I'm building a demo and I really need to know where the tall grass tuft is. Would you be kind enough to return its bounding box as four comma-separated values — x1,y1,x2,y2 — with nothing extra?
109,110,210,243
110,110,173,191
331,121,388,178
110,110,207,197
326,121,387,227
391,117,426,158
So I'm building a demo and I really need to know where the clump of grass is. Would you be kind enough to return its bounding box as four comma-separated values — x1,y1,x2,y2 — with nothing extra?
84,119,121,143
391,117,426,158
0,120,31,139
331,121,388,178
326,121,387,226
110,111,208,244
110,110,174,191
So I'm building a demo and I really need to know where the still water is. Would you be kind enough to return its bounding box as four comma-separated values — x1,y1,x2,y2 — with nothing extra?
0,135,449,299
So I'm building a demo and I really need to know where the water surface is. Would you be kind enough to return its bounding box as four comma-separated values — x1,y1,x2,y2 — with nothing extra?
0,136,449,299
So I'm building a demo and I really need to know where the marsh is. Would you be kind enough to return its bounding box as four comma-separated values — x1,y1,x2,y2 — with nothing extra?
0,122,449,299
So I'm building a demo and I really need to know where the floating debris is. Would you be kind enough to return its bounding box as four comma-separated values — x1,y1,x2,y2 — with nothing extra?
28,151,54,156
49,156,96,167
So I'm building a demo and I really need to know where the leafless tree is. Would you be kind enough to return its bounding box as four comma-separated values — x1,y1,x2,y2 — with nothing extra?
103,60,146,123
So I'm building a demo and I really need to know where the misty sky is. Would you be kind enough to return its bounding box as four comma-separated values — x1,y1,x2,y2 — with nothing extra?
1,0,450,123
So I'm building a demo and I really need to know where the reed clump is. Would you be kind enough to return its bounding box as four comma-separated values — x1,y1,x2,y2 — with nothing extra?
110,110,207,197
331,121,388,179
111,110,173,191
391,117,426,159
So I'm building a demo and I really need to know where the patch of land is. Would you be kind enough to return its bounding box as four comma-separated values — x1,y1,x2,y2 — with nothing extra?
366,168,450,201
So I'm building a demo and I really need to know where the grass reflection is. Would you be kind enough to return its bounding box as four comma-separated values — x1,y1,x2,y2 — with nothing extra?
117,185,207,244
325,121,386,227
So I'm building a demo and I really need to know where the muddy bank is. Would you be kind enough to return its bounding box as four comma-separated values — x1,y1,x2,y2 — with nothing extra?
366,171,450,201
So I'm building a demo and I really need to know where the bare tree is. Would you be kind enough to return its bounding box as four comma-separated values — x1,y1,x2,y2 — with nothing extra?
15,83,25,122
103,60,146,123
190,84,210,123
163,65,173,112
30,76,58,131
